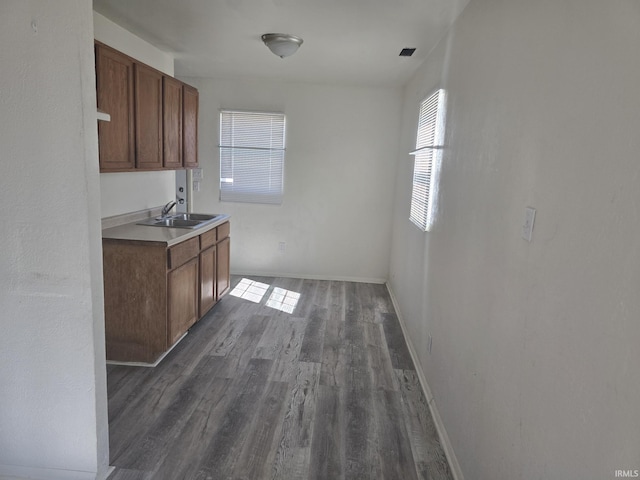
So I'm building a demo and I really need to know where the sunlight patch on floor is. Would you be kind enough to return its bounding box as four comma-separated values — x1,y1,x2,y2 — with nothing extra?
230,278,270,303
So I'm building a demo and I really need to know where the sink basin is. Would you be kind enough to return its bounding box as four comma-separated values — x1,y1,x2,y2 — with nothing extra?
136,213,222,229
170,213,218,222
152,218,202,228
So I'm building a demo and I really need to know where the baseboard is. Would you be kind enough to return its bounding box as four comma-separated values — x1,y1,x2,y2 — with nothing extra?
385,283,465,480
0,464,114,480
231,270,386,284
106,331,189,368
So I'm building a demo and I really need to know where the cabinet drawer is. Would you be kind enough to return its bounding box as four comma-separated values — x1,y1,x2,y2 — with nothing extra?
217,221,230,240
168,237,199,269
200,228,217,250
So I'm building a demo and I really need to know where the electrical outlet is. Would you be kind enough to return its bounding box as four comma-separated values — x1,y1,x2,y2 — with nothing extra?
192,168,203,180
278,241,286,254
522,207,536,242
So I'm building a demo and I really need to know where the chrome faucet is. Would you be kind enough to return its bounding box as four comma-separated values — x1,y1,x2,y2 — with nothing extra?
161,200,177,218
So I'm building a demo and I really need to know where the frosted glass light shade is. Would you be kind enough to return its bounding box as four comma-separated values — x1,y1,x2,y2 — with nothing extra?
261,33,303,58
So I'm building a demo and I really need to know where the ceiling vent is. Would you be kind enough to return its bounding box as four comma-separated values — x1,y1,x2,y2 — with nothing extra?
399,48,416,57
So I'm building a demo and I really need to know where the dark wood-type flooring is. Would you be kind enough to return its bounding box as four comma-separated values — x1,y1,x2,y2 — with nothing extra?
107,276,452,480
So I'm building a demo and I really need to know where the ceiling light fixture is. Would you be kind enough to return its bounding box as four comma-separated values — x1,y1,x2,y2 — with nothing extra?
261,33,303,58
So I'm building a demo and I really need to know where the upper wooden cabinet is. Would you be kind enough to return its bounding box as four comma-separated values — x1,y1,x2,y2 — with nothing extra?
95,44,135,171
183,84,199,169
95,42,198,172
135,63,163,170
163,76,183,169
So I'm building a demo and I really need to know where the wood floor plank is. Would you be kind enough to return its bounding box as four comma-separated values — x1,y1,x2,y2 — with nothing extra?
382,312,415,370
214,314,270,378
147,377,234,480
193,358,274,479
328,280,346,310
294,278,319,318
343,369,375,479
319,304,347,387
205,302,255,356
309,385,345,480
254,316,304,360
364,322,399,391
372,282,395,315
395,369,453,480
313,279,331,308
107,277,453,480
298,306,328,363
265,318,308,383
373,389,420,480
271,362,320,480
109,361,192,461
113,355,226,469
233,380,290,480
355,282,378,324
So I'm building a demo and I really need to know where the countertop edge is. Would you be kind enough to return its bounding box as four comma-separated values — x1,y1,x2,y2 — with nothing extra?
102,214,231,247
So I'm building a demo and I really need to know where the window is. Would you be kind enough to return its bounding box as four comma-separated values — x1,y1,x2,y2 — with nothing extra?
219,110,285,204
409,89,447,231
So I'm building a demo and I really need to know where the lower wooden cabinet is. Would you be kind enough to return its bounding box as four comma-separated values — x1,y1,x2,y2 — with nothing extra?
103,221,231,364
217,236,230,299
199,245,217,317
168,257,199,346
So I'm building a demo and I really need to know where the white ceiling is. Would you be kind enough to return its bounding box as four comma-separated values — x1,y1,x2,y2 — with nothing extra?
93,0,470,87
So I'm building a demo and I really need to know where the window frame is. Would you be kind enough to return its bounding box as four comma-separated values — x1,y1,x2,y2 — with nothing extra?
409,88,447,232
219,109,286,205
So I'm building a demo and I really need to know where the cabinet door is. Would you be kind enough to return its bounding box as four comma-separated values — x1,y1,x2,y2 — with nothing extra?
183,84,199,169
199,245,217,317
95,44,135,171
216,236,230,300
168,257,199,346
135,63,163,169
163,76,183,169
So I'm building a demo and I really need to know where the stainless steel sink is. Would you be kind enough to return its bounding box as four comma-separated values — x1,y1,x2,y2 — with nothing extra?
152,218,202,228
170,213,219,222
136,213,221,229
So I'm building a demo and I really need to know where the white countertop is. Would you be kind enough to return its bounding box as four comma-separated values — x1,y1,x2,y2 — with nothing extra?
102,214,230,247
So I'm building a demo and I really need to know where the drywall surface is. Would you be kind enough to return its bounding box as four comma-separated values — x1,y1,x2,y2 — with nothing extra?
94,11,176,219
388,0,640,478
185,77,401,282
0,1,109,478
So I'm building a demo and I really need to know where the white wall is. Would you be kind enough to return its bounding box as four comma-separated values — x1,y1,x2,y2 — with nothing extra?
0,1,109,478
389,0,640,478
185,77,402,282
94,12,176,219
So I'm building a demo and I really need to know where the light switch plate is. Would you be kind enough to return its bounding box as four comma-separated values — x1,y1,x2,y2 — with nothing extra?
522,207,536,242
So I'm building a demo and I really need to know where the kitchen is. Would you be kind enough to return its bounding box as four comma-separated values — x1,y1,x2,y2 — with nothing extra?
3,1,640,479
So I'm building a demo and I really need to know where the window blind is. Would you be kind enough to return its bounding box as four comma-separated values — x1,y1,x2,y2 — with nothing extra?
219,110,285,204
409,89,446,231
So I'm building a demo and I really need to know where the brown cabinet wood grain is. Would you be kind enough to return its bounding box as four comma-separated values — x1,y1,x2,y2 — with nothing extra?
183,84,199,169
95,44,135,171
163,76,183,169
217,236,231,300
135,63,163,170
199,245,217,317
168,257,199,345
95,42,198,172
103,221,231,364
102,240,168,363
